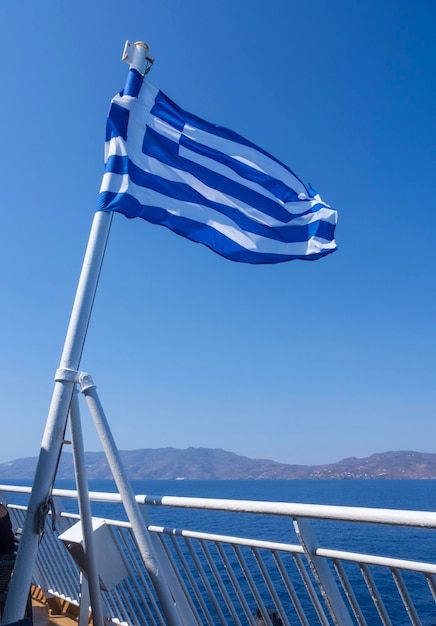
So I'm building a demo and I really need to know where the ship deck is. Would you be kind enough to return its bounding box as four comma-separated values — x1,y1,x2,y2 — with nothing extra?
30,588,78,626
32,598,77,626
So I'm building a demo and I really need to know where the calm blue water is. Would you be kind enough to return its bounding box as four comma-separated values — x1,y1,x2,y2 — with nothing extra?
65,476,436,510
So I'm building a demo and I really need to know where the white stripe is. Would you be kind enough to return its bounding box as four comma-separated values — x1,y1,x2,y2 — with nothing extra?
137,79,160,107
100,172,130,194
102,146,336,229
177,144,310,217
181,124,307,196
150,116,182,143
104,138,285,225
106,134,335,223
104,173,334,256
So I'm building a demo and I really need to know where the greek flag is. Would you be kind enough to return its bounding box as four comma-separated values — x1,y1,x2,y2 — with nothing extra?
98,68,337,264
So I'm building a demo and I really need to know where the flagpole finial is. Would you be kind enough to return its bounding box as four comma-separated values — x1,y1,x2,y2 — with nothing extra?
122,40,154,75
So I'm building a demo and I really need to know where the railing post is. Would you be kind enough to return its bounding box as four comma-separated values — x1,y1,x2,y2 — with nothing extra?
294,517,354,626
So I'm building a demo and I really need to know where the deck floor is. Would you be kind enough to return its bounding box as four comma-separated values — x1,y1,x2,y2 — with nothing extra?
31,593,79,626
2,589,79,626
32,597,78,625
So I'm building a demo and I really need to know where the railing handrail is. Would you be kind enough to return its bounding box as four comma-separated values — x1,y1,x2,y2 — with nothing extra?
2,483,436,528
3,483,436,625
9,506,436,577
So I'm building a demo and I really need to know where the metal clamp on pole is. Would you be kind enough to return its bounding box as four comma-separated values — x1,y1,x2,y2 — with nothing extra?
54,368,81,384
55,368,96,393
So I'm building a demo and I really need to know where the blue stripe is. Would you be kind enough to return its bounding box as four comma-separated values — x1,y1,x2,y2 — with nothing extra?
179,132,302,203
141,127,308,222
124,68,143,98
151,90,300,178
106,102,130,141
98,192,333,264
105,154,129,175
102,156,335,244
149,89,186,133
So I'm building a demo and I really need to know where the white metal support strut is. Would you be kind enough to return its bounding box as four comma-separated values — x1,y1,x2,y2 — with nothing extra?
77,372,185,625
294,517,355,626
68,387,104,626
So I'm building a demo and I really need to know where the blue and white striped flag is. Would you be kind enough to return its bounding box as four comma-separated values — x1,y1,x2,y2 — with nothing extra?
98,69,337,264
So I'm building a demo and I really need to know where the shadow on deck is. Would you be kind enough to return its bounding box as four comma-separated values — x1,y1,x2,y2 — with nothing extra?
31,588,79,626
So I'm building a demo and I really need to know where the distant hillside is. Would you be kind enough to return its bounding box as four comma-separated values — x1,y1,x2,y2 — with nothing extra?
1,449,436,481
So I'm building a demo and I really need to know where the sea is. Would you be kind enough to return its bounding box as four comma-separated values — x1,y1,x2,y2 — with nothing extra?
3,479,436,624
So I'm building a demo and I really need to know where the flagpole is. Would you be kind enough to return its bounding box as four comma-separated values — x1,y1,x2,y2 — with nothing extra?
3,209,114,623
2,42,166,625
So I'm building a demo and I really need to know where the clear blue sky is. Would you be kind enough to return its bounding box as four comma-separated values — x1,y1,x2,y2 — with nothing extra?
0,0,434,466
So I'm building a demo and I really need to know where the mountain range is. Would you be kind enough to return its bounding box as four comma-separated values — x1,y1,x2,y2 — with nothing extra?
1,448,436,480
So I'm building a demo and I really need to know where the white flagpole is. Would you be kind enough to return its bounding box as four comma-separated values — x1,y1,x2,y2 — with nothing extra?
3,210,113,623
3,42,151,624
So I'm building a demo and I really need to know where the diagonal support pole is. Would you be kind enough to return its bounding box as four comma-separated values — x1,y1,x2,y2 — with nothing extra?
294,517,354,626
68,387,104,626
77,372,183,625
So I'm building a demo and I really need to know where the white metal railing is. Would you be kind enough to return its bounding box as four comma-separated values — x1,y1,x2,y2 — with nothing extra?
1,484,436,625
